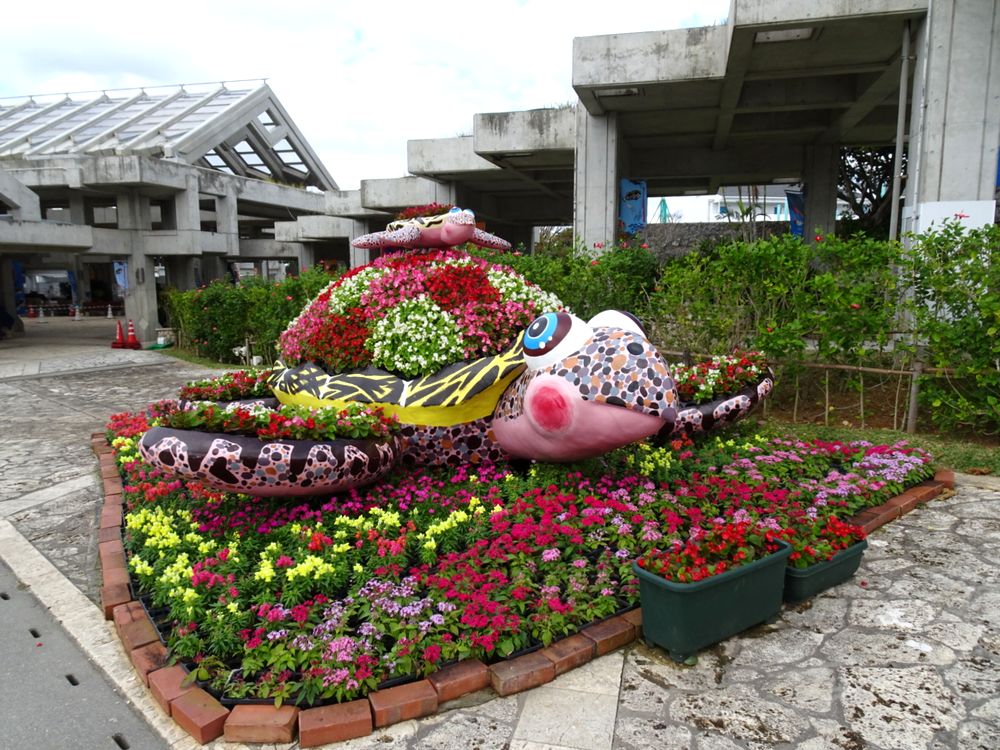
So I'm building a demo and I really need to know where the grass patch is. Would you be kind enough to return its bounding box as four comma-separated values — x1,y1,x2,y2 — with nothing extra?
750,417,999,475
154,346,231,371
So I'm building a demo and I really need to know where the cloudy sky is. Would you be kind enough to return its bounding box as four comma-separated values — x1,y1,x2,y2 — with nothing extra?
2,0,729,190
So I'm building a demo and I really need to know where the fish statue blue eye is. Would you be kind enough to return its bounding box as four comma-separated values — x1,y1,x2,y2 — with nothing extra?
522,311,592,370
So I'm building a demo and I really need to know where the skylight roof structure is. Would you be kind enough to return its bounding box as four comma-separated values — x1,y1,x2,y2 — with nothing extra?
0,82,336,190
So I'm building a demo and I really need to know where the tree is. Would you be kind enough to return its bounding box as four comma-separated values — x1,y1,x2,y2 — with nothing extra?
838,146,906,238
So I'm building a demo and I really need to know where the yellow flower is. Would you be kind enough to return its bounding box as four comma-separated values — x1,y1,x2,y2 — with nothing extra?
254,560,276,583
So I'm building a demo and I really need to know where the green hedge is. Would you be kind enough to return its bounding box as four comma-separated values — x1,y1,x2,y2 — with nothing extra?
167,225,999,435
164,265,337,364
904,222,1000,434
470,238,659,321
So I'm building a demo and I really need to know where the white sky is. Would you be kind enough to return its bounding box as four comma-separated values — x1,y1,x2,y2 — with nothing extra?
2,0,729,191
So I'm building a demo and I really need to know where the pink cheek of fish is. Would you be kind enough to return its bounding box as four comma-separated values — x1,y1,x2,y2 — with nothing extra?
526,383,573,432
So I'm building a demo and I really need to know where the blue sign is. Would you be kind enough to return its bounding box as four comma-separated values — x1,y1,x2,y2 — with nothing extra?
785,190,805,237
619,179,647,234
13,260,25,314
113,260,129,292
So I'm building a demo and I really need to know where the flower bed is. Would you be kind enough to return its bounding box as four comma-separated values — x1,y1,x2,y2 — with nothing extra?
671,351,769,404
107,407,934,708
178,369,273,402
160,401,399,443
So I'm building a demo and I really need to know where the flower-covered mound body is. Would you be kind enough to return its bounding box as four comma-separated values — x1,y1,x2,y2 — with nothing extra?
278,248,563,379
109,406,935,707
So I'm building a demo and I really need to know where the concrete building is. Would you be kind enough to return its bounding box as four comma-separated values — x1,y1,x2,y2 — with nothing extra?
4,1,997,341
0,83,332,341
283,0,996,256
572,0,999,246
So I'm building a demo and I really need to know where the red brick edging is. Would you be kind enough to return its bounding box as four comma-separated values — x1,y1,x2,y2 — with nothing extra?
90,432,953,745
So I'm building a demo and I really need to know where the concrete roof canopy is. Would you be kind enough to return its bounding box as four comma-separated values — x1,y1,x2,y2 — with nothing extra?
572,0,928,195
0,82,337,191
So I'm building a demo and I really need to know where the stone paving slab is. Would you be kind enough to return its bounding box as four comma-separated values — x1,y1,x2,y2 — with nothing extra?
0,367,215,604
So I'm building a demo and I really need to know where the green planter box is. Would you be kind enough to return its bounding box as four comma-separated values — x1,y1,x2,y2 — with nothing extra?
783,539,868,603
632,541,791,663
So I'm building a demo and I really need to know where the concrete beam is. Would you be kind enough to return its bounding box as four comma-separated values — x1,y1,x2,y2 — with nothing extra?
232,176,325,213
573,26,729,115
2,163,83,189
87,228,130,256
731,0,927,27
819,56,902,142
0,168,41,221
325,189,392,219
231,239,305,259
275,215,358,242
360,176,454,212
408,136,500,176
0,217,93,251
474,108,576,154
3,155,324,214
713,30,755,150
628,143,804,180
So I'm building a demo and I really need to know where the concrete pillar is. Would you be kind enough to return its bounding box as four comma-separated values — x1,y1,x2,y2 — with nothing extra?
116,191,158,343
904,1,1000,232
164,256,198,290
71,256,91,305
175,174,201,231
69,195,86,225
215,188,239,254
574,105,619,251
297,245,314,272
0,258,25,335
349,219,373,268
803,143,839,240
200,255,228,284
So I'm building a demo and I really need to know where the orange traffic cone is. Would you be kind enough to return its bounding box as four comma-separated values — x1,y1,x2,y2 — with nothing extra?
124,319,142,350
111,320,125,348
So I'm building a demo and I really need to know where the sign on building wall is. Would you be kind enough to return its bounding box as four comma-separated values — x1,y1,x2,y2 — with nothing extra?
620,179,647,234
785,190,805,237
113,260,129,295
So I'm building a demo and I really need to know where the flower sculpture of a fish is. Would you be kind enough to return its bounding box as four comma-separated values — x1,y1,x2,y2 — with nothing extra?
138,211,773,497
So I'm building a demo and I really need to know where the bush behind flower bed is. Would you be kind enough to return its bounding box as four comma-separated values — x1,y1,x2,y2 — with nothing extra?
164,265,339,364
164,224,999,434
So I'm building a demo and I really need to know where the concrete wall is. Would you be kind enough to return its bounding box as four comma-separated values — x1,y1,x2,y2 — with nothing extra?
903,0,1000,232
640,221,792,260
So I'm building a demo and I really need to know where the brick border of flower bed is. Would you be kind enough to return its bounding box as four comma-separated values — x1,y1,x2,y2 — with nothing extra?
91,432,955,746
845,470,952,535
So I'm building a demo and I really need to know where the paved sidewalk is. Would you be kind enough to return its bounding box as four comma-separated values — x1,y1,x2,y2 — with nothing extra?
0,318,997,749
